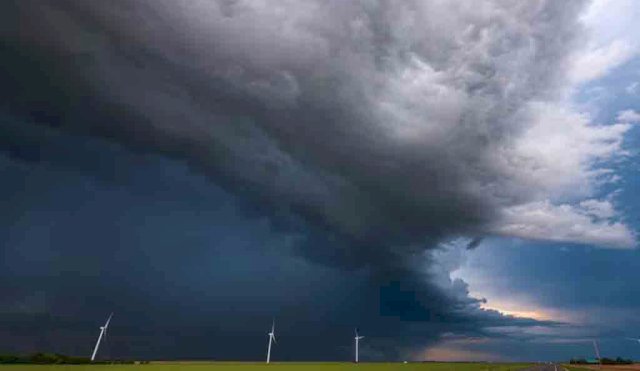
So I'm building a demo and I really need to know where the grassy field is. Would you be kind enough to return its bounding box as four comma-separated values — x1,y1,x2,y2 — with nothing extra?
0,363,534,371
563,366,640,371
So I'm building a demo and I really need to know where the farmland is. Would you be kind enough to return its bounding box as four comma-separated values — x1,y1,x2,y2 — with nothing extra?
564,365,640,371
0,362,534,371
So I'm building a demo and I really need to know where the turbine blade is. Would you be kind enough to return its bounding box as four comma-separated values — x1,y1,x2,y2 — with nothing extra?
104,312,113,328
272,334,277,344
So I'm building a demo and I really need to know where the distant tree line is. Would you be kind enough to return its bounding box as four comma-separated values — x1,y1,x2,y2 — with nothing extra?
0,353,147,364
569,357,633,365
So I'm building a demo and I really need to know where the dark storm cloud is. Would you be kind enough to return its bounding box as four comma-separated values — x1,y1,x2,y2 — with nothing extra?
0,0,591,360
466,238,483,250
0,0,589,258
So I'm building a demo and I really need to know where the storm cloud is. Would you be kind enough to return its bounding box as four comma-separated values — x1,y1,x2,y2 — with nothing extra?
0,0,635,361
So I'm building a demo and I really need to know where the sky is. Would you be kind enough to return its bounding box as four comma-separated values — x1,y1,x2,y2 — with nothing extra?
1,0,639,363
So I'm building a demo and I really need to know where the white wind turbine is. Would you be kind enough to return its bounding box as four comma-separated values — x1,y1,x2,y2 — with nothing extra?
91,313,113,362
626,337,640,344
266,320,277,364
593,340,602,369
354,328,364,363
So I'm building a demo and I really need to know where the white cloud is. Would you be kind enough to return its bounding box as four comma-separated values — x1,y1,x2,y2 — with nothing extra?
617,109,640,123
492,200,635,248
579,199,617,219
498,103,632,201
569,0,640,84
569,40,637,84
626,82,639,95
479,100,636,249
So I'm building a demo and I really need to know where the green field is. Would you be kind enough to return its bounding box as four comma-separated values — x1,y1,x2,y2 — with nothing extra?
0,363,533,371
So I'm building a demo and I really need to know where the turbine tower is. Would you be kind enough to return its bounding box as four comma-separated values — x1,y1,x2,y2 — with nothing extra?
354,328,364,363
266,320,277,364
91,313,113,362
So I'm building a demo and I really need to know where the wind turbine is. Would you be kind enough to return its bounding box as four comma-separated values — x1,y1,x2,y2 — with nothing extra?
354,328,364,363
626,337,640,344
593,340,602,369
266,320,277,364
91,313,113,362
